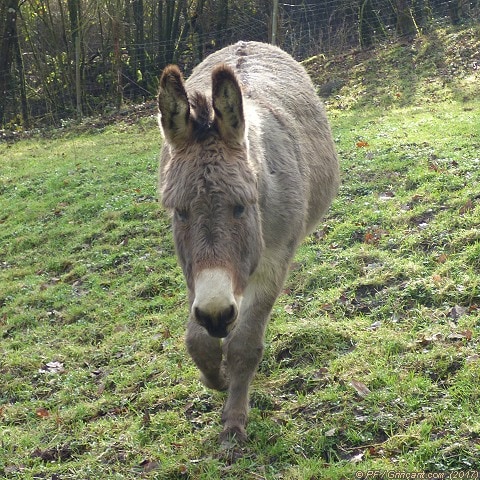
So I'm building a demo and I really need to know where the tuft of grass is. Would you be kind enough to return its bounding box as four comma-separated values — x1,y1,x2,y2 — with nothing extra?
1,25,480,478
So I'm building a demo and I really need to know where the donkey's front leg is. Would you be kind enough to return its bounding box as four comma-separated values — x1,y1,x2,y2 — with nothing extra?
218,261,290,444
220,327,265,445
220,336,263,444
186,317,228,391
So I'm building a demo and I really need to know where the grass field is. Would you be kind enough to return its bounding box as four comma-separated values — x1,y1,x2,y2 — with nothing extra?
1,25,479,479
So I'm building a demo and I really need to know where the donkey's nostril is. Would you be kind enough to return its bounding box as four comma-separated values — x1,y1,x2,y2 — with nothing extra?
194,306,209,326
220,304,237,324
194,304,237,325
194,304,238,338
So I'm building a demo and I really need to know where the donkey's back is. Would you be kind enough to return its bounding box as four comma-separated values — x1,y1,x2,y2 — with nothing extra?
187,41,339,237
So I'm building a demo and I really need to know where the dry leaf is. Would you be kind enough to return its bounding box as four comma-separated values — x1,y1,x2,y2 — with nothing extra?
162,328,171,339
364,232,376,244
462,329,473,341
459,199,474,215
39,361,65,374
447,333,465,341
325,428,336,437
448,305,467,321
350,379,371,397
379,191,395,200
428,162,444,172
284,305,294,315
417,333,443,345
437,253,448,264
447,330,472,341
356,141,369,148
36,408,50,418
138,459,160,473
315,367,329,377
368,446,377,456
364,228,388,245
349,451,364,463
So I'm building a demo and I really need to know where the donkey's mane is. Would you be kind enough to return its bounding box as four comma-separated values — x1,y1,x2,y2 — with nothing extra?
189,91,215,140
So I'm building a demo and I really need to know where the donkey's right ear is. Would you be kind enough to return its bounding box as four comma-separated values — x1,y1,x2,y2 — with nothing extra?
158,65,191,148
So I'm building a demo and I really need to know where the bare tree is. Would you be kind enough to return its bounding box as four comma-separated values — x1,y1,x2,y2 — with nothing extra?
132,0,146,89
396,0,418,36
0,0,18,125
359,0,386,48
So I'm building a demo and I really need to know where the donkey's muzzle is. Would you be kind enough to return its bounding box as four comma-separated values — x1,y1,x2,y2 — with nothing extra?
194,304,238,338
192,268,240,338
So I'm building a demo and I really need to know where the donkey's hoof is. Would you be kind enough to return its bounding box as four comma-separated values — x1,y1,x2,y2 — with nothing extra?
219,425,247,447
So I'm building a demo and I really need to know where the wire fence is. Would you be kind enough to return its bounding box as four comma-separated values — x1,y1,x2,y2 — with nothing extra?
0,0,479,131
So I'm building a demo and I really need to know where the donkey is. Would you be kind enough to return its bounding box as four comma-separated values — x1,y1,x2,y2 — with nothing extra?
157,41,340,445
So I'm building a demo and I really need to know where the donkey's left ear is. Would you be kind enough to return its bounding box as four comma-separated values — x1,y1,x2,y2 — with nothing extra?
212,65,245,146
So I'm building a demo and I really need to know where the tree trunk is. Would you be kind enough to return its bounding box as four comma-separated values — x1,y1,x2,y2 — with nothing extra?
157,0,165,65
112,11,123,110
0,0,18,126
132,0,146,89
13,17,29,128
448,0,469,24
215,0,229,48
68,0,82,116
171,0,186,63
67,0,80,45
359,0,383,48
411,0,431,32
396,0,417,37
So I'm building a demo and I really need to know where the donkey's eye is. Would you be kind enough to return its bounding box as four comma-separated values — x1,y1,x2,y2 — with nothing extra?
175,209,189,222
233,205,245,219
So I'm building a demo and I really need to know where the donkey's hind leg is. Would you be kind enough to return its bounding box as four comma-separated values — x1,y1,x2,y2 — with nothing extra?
186,317,228,391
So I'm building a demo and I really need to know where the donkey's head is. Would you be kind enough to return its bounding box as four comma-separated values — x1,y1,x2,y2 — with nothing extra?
158,64,264,338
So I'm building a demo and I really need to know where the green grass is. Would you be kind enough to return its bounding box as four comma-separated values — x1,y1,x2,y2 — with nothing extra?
1,25,480,479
